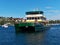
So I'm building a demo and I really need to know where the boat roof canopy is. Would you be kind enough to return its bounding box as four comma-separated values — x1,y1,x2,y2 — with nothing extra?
26,11,43,15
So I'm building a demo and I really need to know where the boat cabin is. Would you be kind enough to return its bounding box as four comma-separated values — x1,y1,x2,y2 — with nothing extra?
25,11,46,23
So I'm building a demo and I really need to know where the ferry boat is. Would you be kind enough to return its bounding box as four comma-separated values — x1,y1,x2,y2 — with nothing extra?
15,10,49,32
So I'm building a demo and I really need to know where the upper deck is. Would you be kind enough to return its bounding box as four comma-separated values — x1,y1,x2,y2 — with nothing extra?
25,11,46,22
26,11,43,15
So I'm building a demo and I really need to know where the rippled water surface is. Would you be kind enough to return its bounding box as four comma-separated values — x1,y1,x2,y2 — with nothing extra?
0,25,60,45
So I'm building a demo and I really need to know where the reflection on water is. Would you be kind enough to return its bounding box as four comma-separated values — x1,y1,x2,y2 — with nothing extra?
16,31,47,45
0,25,60,45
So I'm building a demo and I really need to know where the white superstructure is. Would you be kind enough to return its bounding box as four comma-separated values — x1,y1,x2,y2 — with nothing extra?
25,11,46,22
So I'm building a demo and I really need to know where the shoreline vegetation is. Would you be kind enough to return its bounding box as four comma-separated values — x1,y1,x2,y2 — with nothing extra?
49,20,60,24
0,17,60,25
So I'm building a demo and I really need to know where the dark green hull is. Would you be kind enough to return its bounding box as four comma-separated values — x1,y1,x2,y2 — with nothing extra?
15,22,50,32
15,22,35,32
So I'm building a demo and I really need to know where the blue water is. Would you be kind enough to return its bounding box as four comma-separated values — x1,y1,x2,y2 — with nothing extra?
0,26,15,45
0,25,60,45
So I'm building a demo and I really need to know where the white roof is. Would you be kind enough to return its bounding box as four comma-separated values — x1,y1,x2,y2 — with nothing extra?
25,14,45,17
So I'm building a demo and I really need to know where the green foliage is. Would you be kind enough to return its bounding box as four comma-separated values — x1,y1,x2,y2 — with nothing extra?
49,20,60,24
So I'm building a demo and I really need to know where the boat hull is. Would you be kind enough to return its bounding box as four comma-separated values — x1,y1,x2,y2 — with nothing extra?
14,23,50,32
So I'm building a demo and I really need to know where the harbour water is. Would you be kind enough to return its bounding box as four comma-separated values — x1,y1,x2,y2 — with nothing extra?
0,25,60,45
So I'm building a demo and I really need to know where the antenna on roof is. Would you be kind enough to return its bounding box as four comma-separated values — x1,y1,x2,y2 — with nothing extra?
33,8,40,11
36,8,39,11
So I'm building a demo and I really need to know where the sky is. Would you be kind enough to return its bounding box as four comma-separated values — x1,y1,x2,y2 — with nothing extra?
0,0,60,20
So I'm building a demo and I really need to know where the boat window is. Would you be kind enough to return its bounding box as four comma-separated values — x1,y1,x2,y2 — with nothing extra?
44,18,46,20
27,17,44,20
35,17,37,19
27,17,31,20
27,18,29,19
31,17,34,19
38,17,40,19
40,17,46,20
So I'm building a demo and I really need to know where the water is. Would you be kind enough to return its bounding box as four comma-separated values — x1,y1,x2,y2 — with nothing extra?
0,25,60,45
0,26,15,45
